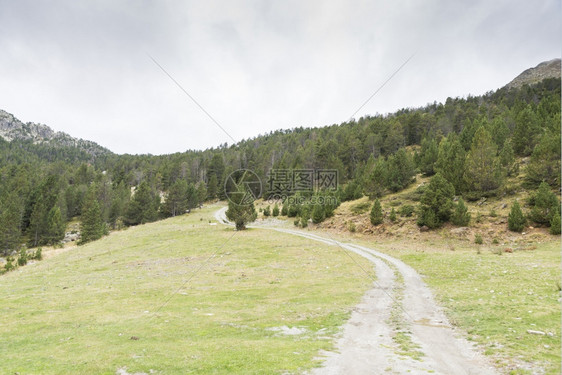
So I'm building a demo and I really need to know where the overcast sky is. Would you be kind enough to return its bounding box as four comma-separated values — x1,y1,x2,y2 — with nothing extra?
0,0,559,154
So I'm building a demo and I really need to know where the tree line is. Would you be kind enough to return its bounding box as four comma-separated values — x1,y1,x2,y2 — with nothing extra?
0,78,559,252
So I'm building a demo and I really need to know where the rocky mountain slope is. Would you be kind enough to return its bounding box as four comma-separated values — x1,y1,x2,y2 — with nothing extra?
505,58,560,89
0,109,111,157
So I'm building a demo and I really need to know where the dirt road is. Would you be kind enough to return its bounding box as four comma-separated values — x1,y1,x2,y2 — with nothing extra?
215,207,498,374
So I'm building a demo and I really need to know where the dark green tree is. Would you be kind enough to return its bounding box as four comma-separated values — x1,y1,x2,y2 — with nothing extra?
386,148,415,192
417,173,455,229
272,203,280,217
263,205,271,217
513,106,541,156
451,198,471,226
207,174,218,200
0,192,23,255
526,130,561,187
370,199,383,226
162,180,189,217
312,203,325,224
125,181,160,225
418,137,439,176
508,201,526,232
499,139,516,176
225,193,257,231
435,135,466,194
528,182,560,226
45,206,65,245
389,207,397,223
463,127,504,195
364,156,387,199
80,193,103,244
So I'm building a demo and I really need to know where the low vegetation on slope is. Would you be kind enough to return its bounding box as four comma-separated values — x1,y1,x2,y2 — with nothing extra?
0,206,373,374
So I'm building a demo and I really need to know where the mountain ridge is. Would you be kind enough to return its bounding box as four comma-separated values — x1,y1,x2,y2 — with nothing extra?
504,58,561,90
0,109,111,157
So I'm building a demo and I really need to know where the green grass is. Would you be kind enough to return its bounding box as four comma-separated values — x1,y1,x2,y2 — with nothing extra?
356,238,561,374
0,206,374,374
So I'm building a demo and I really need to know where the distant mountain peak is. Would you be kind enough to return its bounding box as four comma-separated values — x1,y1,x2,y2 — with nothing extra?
505,58,561,90
0,109,111,157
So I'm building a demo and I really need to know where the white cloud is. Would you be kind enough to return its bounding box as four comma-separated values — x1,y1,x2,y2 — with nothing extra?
0,0,559,154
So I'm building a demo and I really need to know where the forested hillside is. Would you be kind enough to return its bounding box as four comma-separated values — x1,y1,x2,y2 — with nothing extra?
0,73,560,255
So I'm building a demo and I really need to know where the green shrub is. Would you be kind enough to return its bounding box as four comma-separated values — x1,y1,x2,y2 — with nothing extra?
399,205,415,217
389,208,397,223
312,204,325,224
416,174,454,229
4,259,15,272
474,234,483,244
451,198,471,226
528,182,560,226
281,203,288,216
370,199,383,226
287,204,299,218
17,248,28,267
347,221,356,233
263,206,271,217
272,204,280,217
489,209,497,217
32,248,43,260
508,201,526,232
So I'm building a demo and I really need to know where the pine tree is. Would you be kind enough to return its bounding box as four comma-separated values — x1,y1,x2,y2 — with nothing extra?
263,205,271,217
528,182,560,226
489,117,509,149
281,202,288,216
207,174,218,200
225,188,257,230
370,199,383,226
80,196,103,245
435,135,466,194
312,203,325,224
364,156,387,199
125,181,160,225
386,149,415,192
163,180,188,217
45,206,65,245
463,127,504,195
513,106,541,156
417,173,455,229
526,130,561,187
389,207,397,223
0,192,23,255
508,201,526,232
272,203,280,217
499,139,516,176
196,181,207,204
418,137,439,176
451,198,471,226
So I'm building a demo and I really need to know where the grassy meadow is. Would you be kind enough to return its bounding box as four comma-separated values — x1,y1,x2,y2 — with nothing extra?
0,205,374,374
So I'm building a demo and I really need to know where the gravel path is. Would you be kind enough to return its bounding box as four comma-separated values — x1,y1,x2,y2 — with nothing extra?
215,208,498,375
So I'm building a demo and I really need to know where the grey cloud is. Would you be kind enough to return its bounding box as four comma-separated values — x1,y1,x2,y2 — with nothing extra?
0,0,559,154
